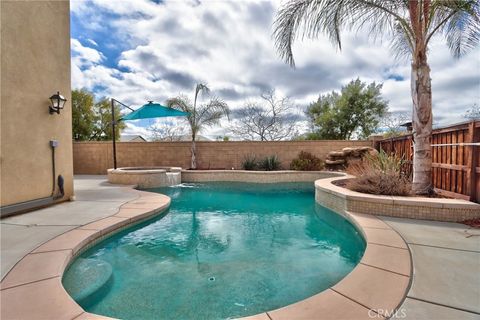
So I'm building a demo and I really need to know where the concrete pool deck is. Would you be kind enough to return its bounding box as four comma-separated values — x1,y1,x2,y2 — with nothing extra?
1,176,139,278
382,216,480,319
1,176,479,319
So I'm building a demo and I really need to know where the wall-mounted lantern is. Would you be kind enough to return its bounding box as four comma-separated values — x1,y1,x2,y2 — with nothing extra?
49,91,67,114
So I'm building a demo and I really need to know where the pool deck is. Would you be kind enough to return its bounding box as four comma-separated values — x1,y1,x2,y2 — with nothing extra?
1,176,139,279
382,216,480,319
1,175,479,319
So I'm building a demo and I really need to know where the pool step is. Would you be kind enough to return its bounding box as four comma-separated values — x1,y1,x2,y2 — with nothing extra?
62,258,113,308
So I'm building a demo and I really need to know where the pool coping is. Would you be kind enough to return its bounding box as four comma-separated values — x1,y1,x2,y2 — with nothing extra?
315,174,480,222
0,187,171,320
0,180,412,320
240,210,412,320
181,170,344,183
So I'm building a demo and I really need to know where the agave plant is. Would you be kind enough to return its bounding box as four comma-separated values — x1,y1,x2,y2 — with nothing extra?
273,0,479,194
167,84,229,169
259,155,282,171
241,154,259,170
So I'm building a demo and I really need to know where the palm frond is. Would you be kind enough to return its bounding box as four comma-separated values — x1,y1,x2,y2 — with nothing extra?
427,0,479,57
196,98,230,128
195,83,210,95
166,85,229,141
443,1,479,58
194,83,210,107
166,96,192,113
273,0,413,65
390,22,414,61
273,0,314,67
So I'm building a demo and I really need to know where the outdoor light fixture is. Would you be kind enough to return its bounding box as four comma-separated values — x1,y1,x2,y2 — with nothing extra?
49,91,67,114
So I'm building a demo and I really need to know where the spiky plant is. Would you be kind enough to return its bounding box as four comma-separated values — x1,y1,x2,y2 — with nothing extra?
167,83,229,169
273,0,479,194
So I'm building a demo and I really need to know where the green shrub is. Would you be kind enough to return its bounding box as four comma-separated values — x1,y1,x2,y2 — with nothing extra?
241,154,258,170
346,150,411,196
259,155,281,171
290,151,324,171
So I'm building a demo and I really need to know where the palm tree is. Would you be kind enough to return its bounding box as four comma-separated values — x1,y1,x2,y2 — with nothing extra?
273,0,479,194
167,83,229,169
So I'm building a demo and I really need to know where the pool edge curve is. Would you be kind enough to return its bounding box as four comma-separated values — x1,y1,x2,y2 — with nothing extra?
0,177,412,320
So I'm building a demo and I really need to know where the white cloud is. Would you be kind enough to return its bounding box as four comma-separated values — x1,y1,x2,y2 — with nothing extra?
71,0,480,135
86,38,98,47
123,122,151,139
71,39,105,67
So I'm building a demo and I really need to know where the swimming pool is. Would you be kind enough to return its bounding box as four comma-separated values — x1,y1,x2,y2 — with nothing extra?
63,182,365,320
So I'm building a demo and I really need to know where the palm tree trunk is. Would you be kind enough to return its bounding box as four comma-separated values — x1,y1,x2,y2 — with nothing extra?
191,135,197,169
411,53,433,194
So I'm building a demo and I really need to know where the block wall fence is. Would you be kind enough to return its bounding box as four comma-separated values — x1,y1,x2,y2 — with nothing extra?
73,140,372,174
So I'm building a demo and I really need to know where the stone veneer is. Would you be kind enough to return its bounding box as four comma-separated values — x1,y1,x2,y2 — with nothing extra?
316,175,480,222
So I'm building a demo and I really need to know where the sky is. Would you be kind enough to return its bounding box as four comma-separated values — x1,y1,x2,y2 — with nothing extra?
70,0,480,140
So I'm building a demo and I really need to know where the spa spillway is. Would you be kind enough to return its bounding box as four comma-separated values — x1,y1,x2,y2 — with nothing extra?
107,167,182,188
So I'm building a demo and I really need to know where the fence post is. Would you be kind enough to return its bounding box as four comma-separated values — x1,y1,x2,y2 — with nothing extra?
467,121,479,202
368,134,384,150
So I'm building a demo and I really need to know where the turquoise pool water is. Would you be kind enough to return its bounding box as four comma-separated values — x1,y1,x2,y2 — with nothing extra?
63,182,365,320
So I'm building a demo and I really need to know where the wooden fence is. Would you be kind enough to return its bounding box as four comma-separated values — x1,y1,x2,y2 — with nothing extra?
376,120,480,203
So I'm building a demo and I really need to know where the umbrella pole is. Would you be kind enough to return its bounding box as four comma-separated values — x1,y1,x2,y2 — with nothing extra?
111,98,117,169
110,98,134,170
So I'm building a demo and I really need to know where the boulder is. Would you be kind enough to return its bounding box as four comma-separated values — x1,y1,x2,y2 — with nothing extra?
342,147,354,156
327,151,344,158
367,148,379,157
325,159,345,165
351,149,361,157
324,145,379,170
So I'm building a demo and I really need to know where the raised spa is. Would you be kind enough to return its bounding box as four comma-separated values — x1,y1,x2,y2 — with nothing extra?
107,166,182,188
63,182,365,319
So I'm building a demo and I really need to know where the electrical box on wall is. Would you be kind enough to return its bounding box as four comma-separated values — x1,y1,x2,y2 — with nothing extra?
50,140,59,148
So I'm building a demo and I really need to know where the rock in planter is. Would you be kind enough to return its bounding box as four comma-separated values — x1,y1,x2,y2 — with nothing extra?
325,159,345,165
342,147,354,156
367,148,379,157
327,151,344,158
325,146,378,170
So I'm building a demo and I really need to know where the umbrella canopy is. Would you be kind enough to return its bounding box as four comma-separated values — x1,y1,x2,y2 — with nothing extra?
110,99,189,169
121,101,188,121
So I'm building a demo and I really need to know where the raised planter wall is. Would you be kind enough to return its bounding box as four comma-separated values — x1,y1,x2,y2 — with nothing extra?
315,175,480,222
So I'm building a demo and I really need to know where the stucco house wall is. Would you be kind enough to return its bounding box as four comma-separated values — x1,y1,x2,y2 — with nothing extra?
1,0,73,208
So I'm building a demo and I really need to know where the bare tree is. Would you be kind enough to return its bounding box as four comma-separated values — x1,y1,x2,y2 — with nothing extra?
381,111,411,137
464,104,480,120
231,90,301,141
148,121,187,141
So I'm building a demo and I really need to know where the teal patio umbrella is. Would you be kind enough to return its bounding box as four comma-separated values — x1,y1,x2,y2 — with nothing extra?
121,101,189,120
111,99,189,169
